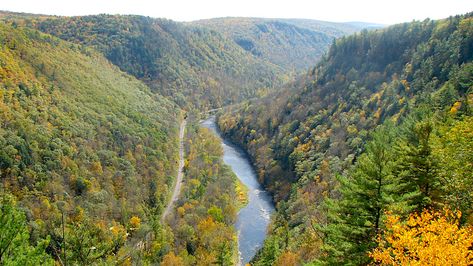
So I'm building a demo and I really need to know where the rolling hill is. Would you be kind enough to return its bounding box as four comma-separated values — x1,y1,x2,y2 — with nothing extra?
1,13,375,110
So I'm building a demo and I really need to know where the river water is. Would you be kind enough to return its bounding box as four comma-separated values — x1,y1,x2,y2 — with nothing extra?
201,117,275,266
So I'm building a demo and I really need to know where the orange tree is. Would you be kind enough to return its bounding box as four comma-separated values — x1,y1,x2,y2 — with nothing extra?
370,209,473,265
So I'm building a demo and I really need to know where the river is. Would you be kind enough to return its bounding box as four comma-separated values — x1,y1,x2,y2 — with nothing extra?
201,117,275,266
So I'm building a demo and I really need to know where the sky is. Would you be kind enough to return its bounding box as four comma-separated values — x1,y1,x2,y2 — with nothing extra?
0,0,472,25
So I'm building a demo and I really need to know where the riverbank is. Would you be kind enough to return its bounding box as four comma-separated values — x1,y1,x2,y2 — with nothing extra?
201,116,275,266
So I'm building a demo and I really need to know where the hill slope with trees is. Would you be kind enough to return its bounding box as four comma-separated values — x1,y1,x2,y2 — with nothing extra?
0,22,181,264
217,13,473,264
26,14,285,110
1,13,374,110
1,8,472,265
192,17,364,71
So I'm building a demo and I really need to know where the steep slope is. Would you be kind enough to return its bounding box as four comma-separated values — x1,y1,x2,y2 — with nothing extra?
192,17,364,70
217,13,473,264
0,22,180,263
26,14,284,110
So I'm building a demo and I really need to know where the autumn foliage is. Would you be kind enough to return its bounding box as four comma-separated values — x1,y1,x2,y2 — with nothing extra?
164,125,239,265
161,252,184,266
129,216,141,230
371,209,473,265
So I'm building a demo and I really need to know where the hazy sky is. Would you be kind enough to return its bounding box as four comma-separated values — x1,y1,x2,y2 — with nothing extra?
1,0,472,24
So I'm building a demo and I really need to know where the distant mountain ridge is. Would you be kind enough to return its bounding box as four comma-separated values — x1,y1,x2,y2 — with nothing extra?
0,11,378,109
191,17,372,70
345,21,386,29
0,12,284,110
33,14,285,110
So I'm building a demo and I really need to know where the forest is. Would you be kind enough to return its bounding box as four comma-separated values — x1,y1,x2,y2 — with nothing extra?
0,21,184,264
0,13,360,110
0,7,472,266
32,15,283,110
192,18,362,71
217,13,473,264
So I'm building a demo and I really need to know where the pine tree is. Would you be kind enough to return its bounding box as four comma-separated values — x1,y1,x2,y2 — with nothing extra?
319,125,410,265
395,119,439,211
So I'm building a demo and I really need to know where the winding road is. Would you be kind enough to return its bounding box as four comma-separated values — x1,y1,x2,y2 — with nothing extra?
162,118,186,222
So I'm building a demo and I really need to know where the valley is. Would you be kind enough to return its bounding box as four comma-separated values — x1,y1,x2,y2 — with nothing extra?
0,7,472,266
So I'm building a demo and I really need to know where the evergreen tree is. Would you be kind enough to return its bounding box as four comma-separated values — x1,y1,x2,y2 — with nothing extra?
215,242,233,266
432,117,473,223
319,125,411,265
395,119,439,211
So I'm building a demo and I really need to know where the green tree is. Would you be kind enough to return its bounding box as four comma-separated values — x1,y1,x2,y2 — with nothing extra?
0,194,53,265
432,117,473,222
215,242,233,266
395,119,439,210
65,218,127,264
207,206,224,223
252,235,281,266
320,125,409,265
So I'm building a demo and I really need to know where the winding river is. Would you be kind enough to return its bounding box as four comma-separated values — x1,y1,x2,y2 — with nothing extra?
201,117,275,266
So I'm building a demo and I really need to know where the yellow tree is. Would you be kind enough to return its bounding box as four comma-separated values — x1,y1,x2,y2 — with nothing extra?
370,209,473,265
275,251,300,266
161,252,184,266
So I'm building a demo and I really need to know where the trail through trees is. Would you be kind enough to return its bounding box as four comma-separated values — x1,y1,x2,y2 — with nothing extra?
162,119,187,222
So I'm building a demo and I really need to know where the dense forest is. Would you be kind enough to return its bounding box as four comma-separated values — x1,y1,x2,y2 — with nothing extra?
0,12,363,110
1,7,472,266
0,22,181,264
0,13,278,109
218,13,473,264
192,18,363,70
31,15,284,110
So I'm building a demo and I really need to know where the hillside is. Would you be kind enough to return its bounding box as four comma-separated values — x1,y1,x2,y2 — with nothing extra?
0,22,181,263
1,7,472,265
1,13,374,109
192,17,364,70
217,13,473,264
21,14,284,110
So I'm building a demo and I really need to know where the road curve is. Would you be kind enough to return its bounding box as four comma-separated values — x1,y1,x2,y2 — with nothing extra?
162,118,186,222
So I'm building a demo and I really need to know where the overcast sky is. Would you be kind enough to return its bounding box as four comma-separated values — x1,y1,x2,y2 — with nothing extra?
1,0,472,25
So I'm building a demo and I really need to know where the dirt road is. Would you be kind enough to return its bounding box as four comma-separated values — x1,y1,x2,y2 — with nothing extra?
161,118,186,222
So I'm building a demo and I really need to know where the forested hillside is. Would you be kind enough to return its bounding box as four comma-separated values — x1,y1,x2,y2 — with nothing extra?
218,13,473,264
0,22,181,264
0,13,368,110
24,14,284,110
1,7,472,265
192,18,362,70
